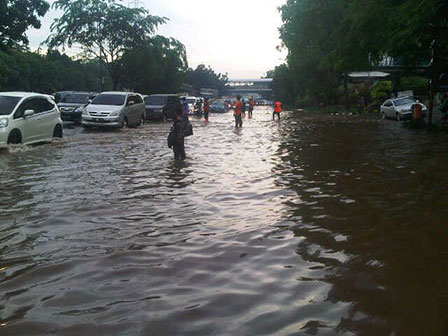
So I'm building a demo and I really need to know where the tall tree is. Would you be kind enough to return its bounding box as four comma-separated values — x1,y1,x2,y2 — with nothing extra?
185,64,228,96
0,0,49,49
121,36,188,94
46,0,167,90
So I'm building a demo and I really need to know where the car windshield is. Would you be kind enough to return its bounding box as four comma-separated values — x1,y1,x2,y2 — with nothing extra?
62,94,90,104
145,96,167,105
0,96,21,115
394,97,415,106
91,94,125,106
186,98,196,104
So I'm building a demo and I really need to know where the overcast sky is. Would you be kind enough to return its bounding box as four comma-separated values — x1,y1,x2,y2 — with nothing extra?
27,0,287,79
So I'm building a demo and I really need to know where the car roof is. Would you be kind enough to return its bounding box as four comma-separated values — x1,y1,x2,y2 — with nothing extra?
0,92,52,99
99,91,135,95
149,94,177,97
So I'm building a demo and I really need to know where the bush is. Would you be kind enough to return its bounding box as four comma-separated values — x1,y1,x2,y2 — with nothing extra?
371,80,393,102
398,76,428,97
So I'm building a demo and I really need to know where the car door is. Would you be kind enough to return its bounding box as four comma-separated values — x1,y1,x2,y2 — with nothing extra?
383,100,392,117
36,98,58,140
124,94,134,124
13,98,43,143
133,94,144,124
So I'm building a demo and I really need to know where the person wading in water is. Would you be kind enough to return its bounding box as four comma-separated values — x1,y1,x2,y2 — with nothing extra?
204,98,211,123
273,100,282,121
248,97,255,118
233,96,243,128
168,109,187,160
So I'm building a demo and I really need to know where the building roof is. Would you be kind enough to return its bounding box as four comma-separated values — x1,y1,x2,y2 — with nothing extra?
348,71,390,78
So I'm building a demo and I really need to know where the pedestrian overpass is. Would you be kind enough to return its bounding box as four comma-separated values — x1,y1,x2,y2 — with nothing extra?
226,78,273,99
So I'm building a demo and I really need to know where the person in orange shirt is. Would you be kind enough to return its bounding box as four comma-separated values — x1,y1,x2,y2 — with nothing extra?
248,97,255,118
233,95,243,128
273,100,282,121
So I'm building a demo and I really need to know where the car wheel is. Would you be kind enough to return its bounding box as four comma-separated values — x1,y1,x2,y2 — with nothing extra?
53,124,63,138
396,113,401,121
7,129,22,144
122,118,128,128
139,114,145,126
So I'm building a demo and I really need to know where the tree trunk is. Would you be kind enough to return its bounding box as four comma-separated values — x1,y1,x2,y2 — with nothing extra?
428,76,435,125
344,74,348,109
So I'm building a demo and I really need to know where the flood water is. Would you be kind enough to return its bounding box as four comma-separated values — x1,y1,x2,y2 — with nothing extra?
1,107,447,335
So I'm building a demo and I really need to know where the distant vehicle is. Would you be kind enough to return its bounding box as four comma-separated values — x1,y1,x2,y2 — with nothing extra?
81,92,145,129
185,97,198,115
144,94,181,121
58,92,96,124
0,92,63,148
53,91,74,104
210,101,228,113
380,97,427,120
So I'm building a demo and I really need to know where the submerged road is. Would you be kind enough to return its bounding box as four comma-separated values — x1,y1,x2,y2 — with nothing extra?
1,107,447,335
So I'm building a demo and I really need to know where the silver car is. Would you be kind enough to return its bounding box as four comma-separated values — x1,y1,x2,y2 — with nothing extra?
81,92,145,129
380,97,427,121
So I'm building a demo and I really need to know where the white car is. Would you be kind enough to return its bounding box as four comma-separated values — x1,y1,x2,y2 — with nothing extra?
0,92,63,148
380,97,427,121
82,91,145,129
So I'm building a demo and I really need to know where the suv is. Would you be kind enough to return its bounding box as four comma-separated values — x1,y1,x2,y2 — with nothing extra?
81,92,145,129
144,94,181,121
0,92,63,148
58,92,96,124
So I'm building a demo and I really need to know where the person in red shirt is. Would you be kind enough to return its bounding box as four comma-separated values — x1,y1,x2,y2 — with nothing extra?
233,95,243,128
273,100,282,121
203,98,211,122
248,97,255,118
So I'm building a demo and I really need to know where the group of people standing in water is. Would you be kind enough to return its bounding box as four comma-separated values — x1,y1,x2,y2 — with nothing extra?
169,96,283,160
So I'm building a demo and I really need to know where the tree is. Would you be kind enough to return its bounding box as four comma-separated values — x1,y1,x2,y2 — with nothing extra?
121,36,188,94
185,64,228,96
0,0,50,49
46,0,167,90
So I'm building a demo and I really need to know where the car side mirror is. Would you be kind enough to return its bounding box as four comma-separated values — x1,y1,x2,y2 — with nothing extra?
24,110,35,118
87,99,92,104
127,101,135,106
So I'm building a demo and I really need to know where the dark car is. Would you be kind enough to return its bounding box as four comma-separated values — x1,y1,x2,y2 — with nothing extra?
144,94,181,121
58,92,96,123
210,101,228,113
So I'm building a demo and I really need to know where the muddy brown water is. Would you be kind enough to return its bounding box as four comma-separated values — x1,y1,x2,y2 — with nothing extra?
1,107,447,336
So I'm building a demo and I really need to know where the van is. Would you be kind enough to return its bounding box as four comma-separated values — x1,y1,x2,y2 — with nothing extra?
144,94,181,121
82,92,145,129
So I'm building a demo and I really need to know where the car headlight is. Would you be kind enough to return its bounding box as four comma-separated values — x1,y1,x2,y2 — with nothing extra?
154,109,163,113
82,109,89,116
110,111,119,117
74,107,83,113
0,118,8,128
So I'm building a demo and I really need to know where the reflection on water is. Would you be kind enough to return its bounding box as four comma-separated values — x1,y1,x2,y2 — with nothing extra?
1,108,447,335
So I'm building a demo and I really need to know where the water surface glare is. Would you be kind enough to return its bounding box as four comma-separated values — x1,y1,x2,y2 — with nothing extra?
1,108,447,335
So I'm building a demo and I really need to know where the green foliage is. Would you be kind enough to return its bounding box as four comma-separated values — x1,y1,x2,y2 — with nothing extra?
371,81,393,102
185,65,228,96
0,0,49,48
46,0,167,89
0,49,110,93
121,36,188,94
398,77,428,97
277,0,448,108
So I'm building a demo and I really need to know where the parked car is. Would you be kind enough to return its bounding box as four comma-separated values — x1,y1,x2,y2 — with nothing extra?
210,101,228,113
58,92,96,124
0,92,63,148
144,94,181,121
380,97,427,121
81,92,145,129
